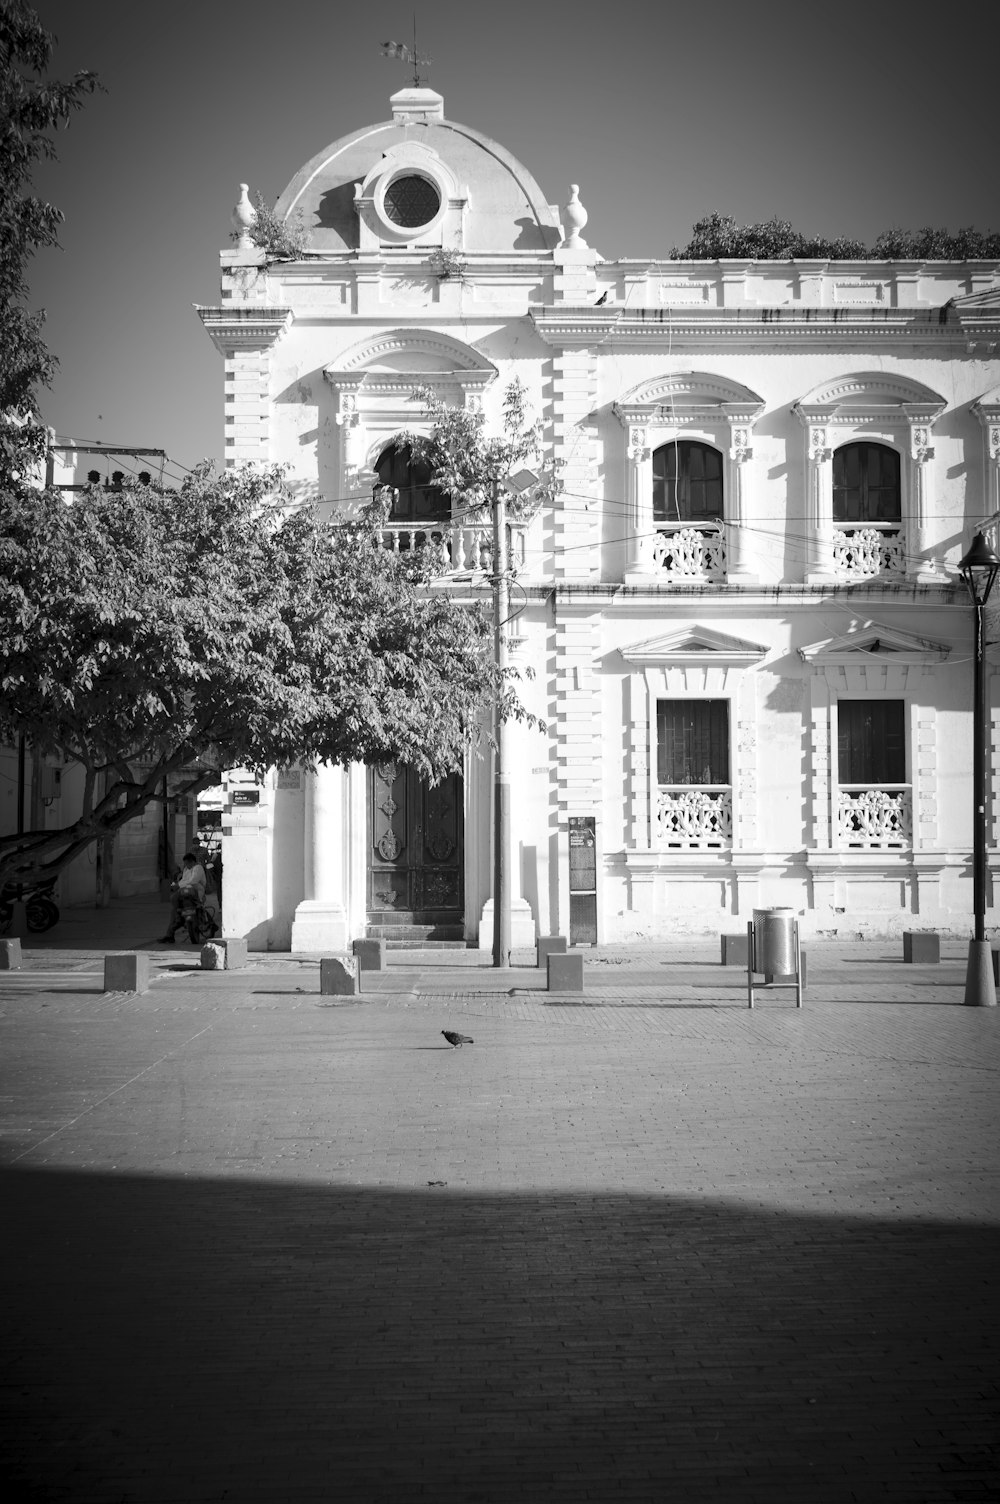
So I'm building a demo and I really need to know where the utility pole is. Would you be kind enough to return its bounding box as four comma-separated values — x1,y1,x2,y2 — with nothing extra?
491,477,511,969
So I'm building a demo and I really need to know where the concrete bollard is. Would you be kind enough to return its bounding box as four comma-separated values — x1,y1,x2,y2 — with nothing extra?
721,933,749,966
547,952,584,992
104,952,150,994
352,938,385,972
320,955,360,996
1,938,22,970
198,937,248,971
537,934,568,969
903,931,940,964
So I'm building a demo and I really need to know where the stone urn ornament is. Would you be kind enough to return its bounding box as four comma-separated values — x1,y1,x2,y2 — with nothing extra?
562,184,588,248
232,183,257,250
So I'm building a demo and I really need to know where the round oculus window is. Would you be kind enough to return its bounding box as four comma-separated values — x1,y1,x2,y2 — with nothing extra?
382,174,441,228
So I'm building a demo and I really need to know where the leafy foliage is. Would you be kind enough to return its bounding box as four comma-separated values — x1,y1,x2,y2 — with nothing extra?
0,1,100,484
399,380,560,524
0,466,519,888
671,212,1000,261
232,188,310,261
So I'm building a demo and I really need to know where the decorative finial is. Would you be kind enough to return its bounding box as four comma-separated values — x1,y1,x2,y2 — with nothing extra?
562,184,589,249
232,183,257,251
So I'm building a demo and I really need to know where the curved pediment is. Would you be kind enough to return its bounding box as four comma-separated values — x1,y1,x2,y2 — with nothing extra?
615,370,765,426
330,328,497,377
796,371,946,422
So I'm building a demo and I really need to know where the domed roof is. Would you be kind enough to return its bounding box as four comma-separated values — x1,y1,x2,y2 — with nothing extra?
274,88,560,254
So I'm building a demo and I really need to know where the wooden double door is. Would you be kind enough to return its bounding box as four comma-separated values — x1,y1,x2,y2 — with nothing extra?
367,761,464,922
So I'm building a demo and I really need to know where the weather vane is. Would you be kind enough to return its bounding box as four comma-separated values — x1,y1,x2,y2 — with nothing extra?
380,15,431,88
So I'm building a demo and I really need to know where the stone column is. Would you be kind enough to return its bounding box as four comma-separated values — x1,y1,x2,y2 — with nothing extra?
291,760,349,952
626,424,655,577
726,425,756,582
805,425,835,584
906,423,937,579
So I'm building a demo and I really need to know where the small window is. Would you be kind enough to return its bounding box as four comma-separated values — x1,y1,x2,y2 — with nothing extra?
657,700,729,785
382,175,440,229
833,442,901,524
653,441,724,524
838,700,905,784
375,444,450,523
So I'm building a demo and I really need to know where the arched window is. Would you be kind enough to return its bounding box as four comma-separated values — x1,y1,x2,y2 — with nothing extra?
374,444,450,523
833,442,901,524
653,441,724,524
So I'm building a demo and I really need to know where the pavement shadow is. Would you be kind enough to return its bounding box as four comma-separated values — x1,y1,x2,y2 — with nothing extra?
1,1167,997,1503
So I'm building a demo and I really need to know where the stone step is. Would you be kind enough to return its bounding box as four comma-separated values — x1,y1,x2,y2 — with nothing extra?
367,922,467,947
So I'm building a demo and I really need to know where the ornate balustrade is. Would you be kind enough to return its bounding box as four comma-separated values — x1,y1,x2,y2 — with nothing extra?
837,786,911,849
652,522,727,582
655,786,733,849
832,525,904,580
380,520,527,576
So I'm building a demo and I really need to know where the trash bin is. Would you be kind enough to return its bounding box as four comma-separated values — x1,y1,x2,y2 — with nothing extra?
752,907,797,976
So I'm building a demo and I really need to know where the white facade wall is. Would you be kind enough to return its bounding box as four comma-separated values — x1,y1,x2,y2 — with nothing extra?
198,88,1000,948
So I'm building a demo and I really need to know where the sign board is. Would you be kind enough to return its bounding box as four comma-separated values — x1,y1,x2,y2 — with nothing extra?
231,789,260,807
277,769,302,791
568,816,597,945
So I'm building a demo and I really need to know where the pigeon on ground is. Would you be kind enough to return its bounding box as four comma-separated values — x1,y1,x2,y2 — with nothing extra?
442,1030,474,1048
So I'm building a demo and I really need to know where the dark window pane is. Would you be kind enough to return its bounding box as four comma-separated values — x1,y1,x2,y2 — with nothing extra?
657,700,730,784
375,444,450,521
833,443,901,524
653,441,724,523
383,175,440,228
837,700,906,783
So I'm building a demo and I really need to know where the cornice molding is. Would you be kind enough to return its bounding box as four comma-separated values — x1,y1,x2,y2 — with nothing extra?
529,305,986,349
196,305,293,354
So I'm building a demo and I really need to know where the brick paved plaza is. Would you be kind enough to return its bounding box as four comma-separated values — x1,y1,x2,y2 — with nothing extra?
2,931,999,1502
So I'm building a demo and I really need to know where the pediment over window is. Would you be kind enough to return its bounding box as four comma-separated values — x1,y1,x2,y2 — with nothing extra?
621,626,768,666
614,371,765,428
795,372,945,427
799,622,950,665
325,329,497,398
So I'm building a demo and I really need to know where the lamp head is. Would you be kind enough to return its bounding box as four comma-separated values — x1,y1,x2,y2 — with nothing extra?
959,531,1000,606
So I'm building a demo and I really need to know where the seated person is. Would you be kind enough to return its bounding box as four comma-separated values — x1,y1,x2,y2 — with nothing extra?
159,852,207,942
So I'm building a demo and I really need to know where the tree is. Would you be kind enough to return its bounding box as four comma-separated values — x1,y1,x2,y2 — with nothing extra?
0,464,527,890
0,1,100,485
670,212,1000,261
399,379,559,520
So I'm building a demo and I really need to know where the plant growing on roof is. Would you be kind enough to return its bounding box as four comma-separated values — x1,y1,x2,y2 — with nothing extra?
231,188,310,261
670,212,1000,261
427,246,467,283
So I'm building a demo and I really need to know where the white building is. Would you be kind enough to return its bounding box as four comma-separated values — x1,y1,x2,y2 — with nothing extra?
196,86,1000,950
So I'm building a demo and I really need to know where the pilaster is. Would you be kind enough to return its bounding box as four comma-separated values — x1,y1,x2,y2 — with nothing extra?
552,347,599,579
197,306,293,468
906,420,938,580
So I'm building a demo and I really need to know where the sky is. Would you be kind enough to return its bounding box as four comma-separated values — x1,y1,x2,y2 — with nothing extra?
26,0,998,477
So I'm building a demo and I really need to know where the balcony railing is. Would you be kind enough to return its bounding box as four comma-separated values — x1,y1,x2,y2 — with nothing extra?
832,525,904,580
837,786,911,849
655,786,733,849
380,520,527,576
652,522,726,582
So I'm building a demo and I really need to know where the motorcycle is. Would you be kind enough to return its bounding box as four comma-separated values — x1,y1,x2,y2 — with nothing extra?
169,883,219,946
0,878,60,935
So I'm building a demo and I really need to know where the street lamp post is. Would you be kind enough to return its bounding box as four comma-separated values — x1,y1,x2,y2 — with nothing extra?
491,477,511,970
490,468,540,970
959,530,1000,1007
